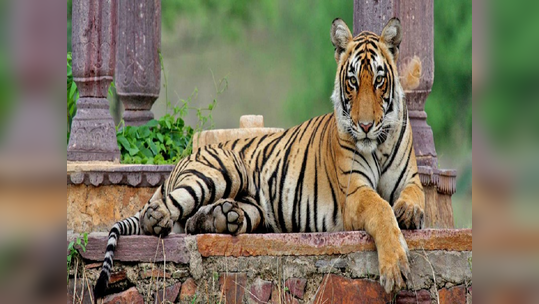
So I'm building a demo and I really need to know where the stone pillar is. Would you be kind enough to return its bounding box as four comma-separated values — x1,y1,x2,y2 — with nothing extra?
68,0,120,162
353,0,457,228
115,0,161,126
353,0,437,168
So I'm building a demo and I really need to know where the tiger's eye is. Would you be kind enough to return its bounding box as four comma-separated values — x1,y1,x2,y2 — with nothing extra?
350,77,357,84
376,75,383,84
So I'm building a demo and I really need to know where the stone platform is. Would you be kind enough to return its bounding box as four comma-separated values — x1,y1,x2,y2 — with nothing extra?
67,229,472,304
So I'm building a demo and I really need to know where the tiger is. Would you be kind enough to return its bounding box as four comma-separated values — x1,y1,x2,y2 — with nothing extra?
94,17,425,299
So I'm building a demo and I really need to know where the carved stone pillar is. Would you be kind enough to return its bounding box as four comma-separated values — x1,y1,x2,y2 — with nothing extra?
353,0,456,228
353,0,437,168
115,0,161,126
68,0,120,162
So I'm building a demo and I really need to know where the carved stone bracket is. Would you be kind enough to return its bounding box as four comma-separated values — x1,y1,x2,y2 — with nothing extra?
67,164,174,187
67,0,120,162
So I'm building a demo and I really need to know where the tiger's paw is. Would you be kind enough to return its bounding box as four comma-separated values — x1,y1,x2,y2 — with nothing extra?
378,232,410,293
393,199,424,229
141,201,173,236
185,199,244,235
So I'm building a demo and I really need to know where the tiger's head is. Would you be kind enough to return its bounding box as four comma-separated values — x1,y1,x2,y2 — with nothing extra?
330,18,404,154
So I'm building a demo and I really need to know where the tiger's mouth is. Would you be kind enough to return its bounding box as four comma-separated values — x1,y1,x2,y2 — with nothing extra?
354,136,378,153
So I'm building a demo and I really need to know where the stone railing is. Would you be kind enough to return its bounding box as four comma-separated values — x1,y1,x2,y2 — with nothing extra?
67,229,472,303
67,0,161,162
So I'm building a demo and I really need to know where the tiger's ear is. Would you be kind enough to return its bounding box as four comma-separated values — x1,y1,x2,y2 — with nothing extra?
381,18,402,61
331,18,352,62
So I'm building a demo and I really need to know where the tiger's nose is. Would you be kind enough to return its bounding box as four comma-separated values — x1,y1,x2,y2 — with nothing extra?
359,122,373,133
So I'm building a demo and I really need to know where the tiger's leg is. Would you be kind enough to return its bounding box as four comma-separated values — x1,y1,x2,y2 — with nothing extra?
392,147,425,229
393,180,425,229
140,148,249,235
185,196,264,235
343,187,410,293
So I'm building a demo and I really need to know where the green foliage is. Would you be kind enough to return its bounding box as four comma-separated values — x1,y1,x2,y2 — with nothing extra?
67,52,78,143
67,50,222,164
117,53,225,165
116,89,216,165
67,233,88,283
426,0,472,150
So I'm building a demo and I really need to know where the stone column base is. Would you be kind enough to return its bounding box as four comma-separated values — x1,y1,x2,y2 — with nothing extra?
67,97,120,162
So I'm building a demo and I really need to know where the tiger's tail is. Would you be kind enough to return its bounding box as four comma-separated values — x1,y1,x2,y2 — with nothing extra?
93,213,141,301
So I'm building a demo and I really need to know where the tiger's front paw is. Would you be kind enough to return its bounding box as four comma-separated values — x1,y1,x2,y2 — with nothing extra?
141,201,173,236
378,232,410,293
393,199,424,229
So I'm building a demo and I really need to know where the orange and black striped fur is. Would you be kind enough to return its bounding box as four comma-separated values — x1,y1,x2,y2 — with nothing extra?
94,18,425,299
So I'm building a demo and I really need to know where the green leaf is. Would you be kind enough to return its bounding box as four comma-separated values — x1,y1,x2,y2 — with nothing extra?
146,119,159,128
127,145,140,156
175,118,185,128
127,127,137,139
140,148,153,158
117,135,131,151
156,133,164,142
69,83,77,100
147,140,159,155
137,126,151,138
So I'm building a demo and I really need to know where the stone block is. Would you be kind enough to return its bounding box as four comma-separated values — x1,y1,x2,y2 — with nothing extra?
249,278,273,304
110,270,127,284
240,115,264,128
192,128,284,150
439,285,466,304
103,287,144,304
396,289,431,304
67,184,156,233
196,230,472,257
285,278,306,299
69,234,190,264
219,273,248,304
271,285,298,304
313,274,391,304
315,258,347,273
409,251,472,289
347,251,379,278
180,278,197,301
155,282,181,304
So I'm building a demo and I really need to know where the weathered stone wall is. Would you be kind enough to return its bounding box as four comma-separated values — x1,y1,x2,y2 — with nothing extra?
67,230,472,304
67,184,155,233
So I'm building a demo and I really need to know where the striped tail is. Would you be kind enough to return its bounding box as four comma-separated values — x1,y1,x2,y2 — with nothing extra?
93,214,141,300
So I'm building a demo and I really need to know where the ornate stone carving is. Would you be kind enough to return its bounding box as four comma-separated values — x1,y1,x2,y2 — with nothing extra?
115,0,161,126
68,0,120,161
